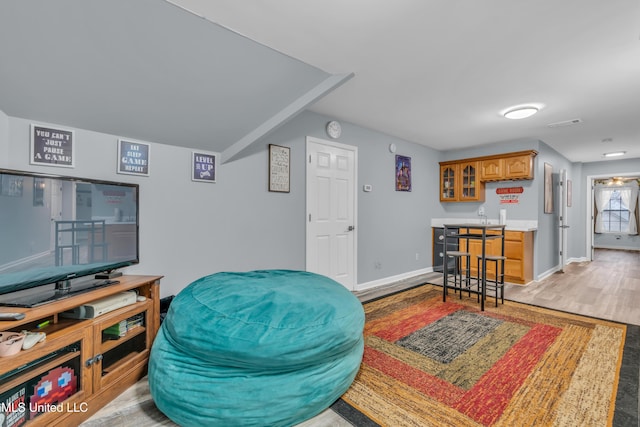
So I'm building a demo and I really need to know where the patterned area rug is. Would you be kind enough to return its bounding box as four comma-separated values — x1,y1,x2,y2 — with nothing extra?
334,284,639,427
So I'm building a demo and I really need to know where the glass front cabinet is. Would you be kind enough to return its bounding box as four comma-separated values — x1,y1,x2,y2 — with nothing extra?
459,161,482,201
440,164,457,201
440,161,484,202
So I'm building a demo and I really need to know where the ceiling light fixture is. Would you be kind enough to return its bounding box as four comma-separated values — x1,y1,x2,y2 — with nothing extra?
503,106,539,120
603,151,626,157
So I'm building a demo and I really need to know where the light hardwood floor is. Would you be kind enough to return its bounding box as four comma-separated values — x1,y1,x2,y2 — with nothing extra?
81,249,639,426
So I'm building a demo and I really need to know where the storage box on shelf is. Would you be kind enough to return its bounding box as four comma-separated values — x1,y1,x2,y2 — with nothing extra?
0,275,161,427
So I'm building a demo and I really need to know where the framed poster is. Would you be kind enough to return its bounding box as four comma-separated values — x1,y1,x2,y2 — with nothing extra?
30,124,75,168
395,155,412,191
269,144,290,193
544,162,553,213
192,151,217,183
117,139,150,176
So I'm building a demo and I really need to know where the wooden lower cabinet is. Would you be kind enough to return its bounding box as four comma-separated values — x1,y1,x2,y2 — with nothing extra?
0,275,162,426
460,230,533,284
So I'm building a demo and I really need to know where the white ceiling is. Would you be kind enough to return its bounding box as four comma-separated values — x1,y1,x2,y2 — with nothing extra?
172,0,640,163
1,1,639,164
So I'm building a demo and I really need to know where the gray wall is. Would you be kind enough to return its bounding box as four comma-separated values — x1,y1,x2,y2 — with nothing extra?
2,111,444,296
3,110,637,296
534,142,574,276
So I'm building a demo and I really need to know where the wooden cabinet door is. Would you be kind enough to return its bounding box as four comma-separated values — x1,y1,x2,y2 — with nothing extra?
460,233,502,279
458,161,484,202
504,155,534,179
440,164,458,201
481,158,504,180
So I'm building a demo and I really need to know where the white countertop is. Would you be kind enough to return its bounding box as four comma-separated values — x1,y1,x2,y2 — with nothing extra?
431,218,537,232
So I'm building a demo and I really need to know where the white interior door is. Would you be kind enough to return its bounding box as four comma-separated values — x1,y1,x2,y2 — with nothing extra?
306,137,357,290
558,169,568,271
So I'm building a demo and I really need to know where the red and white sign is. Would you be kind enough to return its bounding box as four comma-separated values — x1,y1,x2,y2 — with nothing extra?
497,187,523,204
496,186,524,195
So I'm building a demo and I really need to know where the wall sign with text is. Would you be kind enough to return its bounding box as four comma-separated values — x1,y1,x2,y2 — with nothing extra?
30,124,75,168
496,186,523,204
192,151,217,183
269,144,290,192
117,139,150,176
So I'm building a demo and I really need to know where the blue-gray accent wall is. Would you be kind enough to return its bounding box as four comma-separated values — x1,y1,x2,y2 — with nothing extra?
1,111,638,296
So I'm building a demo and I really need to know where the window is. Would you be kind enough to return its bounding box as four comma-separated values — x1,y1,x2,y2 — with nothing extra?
601,190,630,232
594,181,639,235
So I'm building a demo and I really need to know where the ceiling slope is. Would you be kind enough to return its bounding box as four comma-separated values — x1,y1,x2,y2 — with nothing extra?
0,0,338,156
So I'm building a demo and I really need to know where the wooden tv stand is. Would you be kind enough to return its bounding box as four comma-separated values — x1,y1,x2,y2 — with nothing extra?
0,275,162,426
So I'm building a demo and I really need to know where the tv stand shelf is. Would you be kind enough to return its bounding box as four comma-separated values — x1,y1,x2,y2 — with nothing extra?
0,275,162,426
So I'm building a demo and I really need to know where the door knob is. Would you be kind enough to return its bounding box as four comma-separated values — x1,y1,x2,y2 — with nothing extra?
347,225,355,231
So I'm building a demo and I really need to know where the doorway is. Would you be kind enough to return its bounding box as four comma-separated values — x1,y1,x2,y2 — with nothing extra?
585,172,640,261
305,137,358,290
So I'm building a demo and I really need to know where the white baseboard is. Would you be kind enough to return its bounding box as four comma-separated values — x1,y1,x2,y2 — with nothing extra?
535,265,561,282
356,267,433,292
534,257,590,283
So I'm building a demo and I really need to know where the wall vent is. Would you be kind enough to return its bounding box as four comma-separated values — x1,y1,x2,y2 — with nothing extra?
547,118,583,128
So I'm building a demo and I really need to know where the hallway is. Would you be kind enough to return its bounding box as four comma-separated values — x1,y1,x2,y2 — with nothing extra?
506,249,640,325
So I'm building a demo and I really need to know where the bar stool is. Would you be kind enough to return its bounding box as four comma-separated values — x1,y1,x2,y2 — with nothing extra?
446,251,471,297
476,255,506,306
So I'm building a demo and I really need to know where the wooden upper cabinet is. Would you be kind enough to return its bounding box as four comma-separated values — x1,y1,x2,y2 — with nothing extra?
481,158,504,180
481,150,537,181
440,150,537,202
503,153,534,179
439,161,485,202
459,161,484,201
440,163,458,201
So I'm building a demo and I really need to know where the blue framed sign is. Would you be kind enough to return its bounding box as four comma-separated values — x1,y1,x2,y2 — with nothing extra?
117,139,150,176
192,151,217,183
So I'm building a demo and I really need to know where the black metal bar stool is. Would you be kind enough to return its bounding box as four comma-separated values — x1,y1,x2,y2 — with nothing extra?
476,254,506,306
446,250,471,297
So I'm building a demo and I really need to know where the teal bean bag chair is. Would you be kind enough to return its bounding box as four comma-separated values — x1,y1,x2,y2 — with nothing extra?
148,270,364,427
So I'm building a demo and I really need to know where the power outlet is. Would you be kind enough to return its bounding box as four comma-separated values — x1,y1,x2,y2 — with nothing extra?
478,207,485,216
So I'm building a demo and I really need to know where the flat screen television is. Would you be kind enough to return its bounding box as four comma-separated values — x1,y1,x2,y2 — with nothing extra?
0,168,139,307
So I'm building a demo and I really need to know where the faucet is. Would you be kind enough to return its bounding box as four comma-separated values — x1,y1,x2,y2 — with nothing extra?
480,215,488,225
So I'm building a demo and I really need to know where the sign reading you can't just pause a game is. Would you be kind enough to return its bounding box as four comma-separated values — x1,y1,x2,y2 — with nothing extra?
30,125,75,167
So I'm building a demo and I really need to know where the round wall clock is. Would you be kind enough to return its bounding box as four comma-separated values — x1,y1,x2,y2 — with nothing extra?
326,120,342,139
